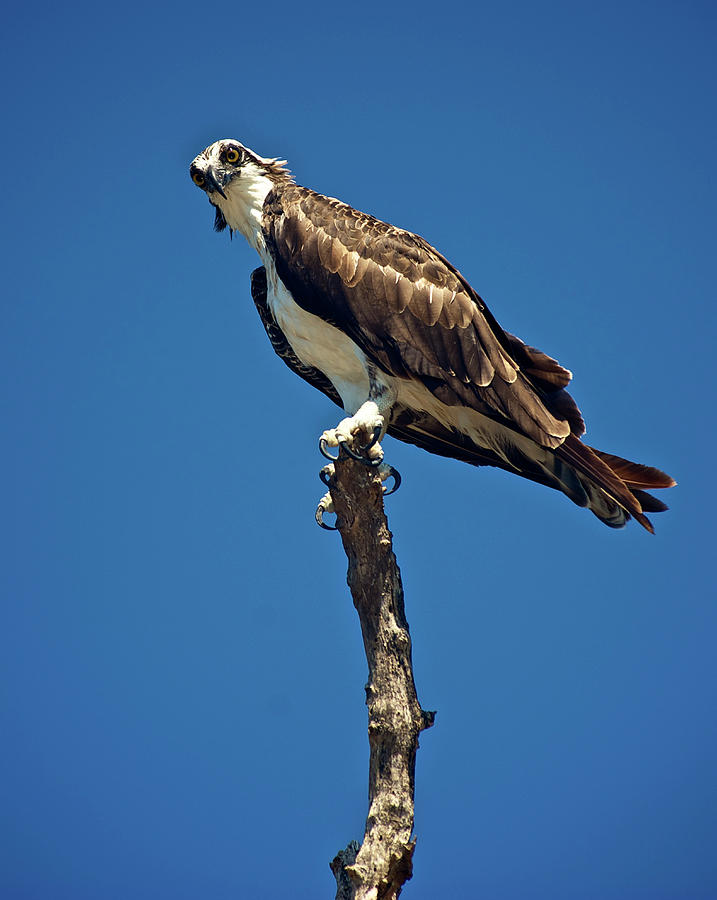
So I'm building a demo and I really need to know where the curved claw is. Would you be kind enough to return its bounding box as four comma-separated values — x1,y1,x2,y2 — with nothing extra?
319,437,340,461
315,500,338,531
315,508,338,530
381,466,401,496
319,464,334,487
339,439,384,467
360,423,383,453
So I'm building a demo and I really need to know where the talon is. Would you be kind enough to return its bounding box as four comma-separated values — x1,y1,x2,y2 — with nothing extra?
338,439,365,462
315,492,338,531
364,453,384,468
316,507,338,530
319,464,334,487
380,464,401,495
359,423,383,453
319,437,340,461
339,439,384,467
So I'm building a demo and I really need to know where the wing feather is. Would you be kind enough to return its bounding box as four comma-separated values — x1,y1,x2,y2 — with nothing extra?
395,273,414,313
344,252,370,287
262,186,579,448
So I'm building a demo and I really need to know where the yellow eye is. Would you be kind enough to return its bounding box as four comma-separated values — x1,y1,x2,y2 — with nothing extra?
224,147,240,164
192,171,205,187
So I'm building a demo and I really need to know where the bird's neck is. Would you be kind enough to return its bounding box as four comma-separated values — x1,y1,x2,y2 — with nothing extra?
215,162,275,252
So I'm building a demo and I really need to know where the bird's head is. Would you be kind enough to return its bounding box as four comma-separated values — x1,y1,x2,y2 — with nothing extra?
189,139,291,243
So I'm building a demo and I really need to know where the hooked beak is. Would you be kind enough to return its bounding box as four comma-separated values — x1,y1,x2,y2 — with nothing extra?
204,167,228,199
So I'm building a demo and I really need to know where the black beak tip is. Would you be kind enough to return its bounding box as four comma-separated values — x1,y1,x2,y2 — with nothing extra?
204,169,227,199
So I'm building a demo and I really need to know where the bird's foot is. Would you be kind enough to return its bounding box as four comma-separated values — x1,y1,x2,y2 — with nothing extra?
318,406,385,468
316,462,338,530
314,462,401,531
315,489,337,530
376,463,401,496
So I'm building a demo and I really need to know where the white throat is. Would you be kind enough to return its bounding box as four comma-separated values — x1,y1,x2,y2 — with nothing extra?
213,162,274,251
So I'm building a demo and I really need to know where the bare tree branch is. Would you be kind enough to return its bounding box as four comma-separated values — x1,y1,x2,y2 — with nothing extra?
327,454,435,900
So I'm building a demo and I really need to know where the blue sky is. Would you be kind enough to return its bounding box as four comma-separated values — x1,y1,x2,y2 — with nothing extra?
2,2,715,898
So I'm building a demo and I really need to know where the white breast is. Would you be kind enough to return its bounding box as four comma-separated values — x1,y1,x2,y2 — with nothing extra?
261,253,371,414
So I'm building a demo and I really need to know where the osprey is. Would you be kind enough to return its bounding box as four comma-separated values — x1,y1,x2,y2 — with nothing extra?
189,139,674,532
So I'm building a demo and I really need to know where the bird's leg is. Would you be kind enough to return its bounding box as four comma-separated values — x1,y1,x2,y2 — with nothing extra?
319,364,401,469
319,400,386,466
315,462,401,531
320,370,397,466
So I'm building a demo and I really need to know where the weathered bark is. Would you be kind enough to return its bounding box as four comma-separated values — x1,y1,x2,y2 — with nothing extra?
327,454,435,900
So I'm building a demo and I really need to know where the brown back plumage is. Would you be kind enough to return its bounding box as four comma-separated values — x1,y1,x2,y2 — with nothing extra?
260,184,675,531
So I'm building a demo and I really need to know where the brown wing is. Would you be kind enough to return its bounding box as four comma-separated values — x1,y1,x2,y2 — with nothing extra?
262,185,581,449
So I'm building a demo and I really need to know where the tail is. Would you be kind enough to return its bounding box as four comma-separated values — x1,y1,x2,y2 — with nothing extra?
387,414,675,533
555,436,675,533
